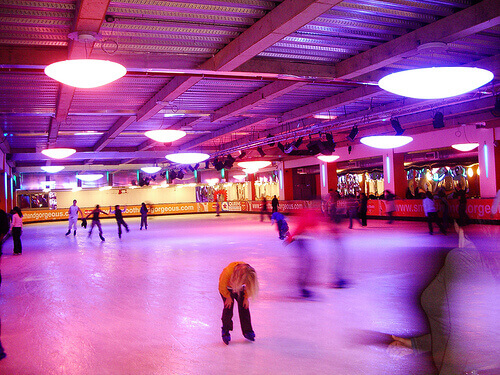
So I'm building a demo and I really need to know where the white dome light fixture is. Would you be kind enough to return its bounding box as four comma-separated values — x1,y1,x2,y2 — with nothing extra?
76,174,104,182
237,161,271,170
45,60,126,88
165,152,209,164
145,129,187,143
360,135,413,149
451,143,479,152
41,148,76,159
41,166,65,173
317,155,340,163
378,67,493,99
141,166,161,174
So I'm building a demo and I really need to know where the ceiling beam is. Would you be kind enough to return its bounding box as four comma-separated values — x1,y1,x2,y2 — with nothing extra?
335,0,500,79
200,0,344,72
93,116,136,152
211,81,307,123
281,85,382,124
179,117,273,151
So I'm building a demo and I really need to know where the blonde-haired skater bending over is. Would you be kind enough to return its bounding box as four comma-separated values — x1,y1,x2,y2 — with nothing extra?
219,262,258,345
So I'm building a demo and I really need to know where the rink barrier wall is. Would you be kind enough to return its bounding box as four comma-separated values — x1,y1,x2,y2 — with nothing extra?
20,198,500,223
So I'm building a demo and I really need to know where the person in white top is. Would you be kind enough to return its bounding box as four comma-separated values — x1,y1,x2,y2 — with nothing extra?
422,191,446,235
11,206,23,255
66,199,83,236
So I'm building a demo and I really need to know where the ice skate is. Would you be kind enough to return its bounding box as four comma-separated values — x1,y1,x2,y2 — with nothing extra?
221,329,231,345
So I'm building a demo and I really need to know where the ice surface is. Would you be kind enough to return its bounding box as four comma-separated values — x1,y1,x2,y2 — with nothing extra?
0,214,470,374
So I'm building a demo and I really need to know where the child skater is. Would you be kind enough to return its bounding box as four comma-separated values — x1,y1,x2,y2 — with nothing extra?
86,204,108,241
109,205,129,238
218,262,258,345
271,211,289,240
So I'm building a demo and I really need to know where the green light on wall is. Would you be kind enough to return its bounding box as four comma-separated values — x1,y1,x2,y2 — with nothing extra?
221,168,225,178
194,170,198,180
166,170,169,181
137,170,140,182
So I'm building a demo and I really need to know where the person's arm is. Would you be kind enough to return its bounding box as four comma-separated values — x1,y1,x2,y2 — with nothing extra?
85,210,92,219
100,209,109,215
122,207,126,213
109,206,115,214
218,267,233,307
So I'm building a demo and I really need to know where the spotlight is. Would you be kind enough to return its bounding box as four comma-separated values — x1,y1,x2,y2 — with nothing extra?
205,161,210,169
257,147,266,157
224,155,235,169
347,125,359,141
170,170,177,180
294,137,303,149
238,150,246,159
194,163,200,170
307,140,321,155
491,95,500,117
213,158,224,171
433,112,444,129
267,134,275,146
391,118,405,135
277,142,285,153
348,145,352,154
177,170,184,179
325,133,334,143
284,143,296,154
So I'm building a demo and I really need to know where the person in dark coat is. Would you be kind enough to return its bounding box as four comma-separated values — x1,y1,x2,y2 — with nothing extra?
358,193,368,227
110,205,129,238
271,195,279,213
140,202,148,230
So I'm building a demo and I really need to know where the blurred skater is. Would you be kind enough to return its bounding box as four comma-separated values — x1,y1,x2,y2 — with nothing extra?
384,190,396,224
437,189,450,230
260,197,269,222
389,224,500,374
423,192,446,235
455,185,469,226
346,194,360,229
109,205,129,238
358,192,368,227
0,209,9,256
286,207,321,298
66,199,83,236
86,205,108,241
271,211,289,240
11,207,23,255
140,202,148,230
219,262,259,345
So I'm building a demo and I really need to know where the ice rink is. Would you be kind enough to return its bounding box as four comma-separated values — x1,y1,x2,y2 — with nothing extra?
0,213,480,374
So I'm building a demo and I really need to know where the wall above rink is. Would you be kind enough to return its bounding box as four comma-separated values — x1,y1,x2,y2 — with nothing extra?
21,198,499,223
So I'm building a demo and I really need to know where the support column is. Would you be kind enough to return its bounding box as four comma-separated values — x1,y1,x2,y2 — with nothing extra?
283,168,294,200
383,150,406,198
319,161,338,198
0,172,6,212
477,127,498,198
248,173,256,201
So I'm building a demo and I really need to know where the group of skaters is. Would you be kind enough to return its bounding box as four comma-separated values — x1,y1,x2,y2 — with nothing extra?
65,200,150,241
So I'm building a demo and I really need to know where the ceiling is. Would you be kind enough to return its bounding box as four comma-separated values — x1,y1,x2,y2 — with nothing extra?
1,0,499,173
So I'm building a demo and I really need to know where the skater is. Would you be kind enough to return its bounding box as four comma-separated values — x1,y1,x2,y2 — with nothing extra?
219,262,258,345
109,205,129,238
384,190,396,224
86,205,108,241
0,209,9,255
140,202,148,230
423,192,446,235
260,197,269,222
271,195,279,213
11,207,23,255
358,192,368,227
286,207,321,298
66,199,83,236
455,185,469,226
271,211,289,240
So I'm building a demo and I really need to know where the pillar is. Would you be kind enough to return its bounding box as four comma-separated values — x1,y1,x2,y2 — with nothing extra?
248,173,256,201
283,168,294,200
383,150,406,198
0,172,6,212
477,127,498,198
319,161,338,199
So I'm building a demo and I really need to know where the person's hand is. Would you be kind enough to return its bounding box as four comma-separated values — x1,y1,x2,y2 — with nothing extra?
224,297,233,308
387,335,413,358
243,297,249,309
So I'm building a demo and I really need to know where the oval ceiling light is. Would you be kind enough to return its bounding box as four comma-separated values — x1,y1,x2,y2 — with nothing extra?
243,168,259,174
451,143,479,152
360,135,413,149
41,166,65,173
317,155,340,163
237,161,271,170
378,67,493,99
141,166,161,174
41,148,76,159
145,129,187,143
165,152,209,164
45,59,126,88
76,174,104,182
